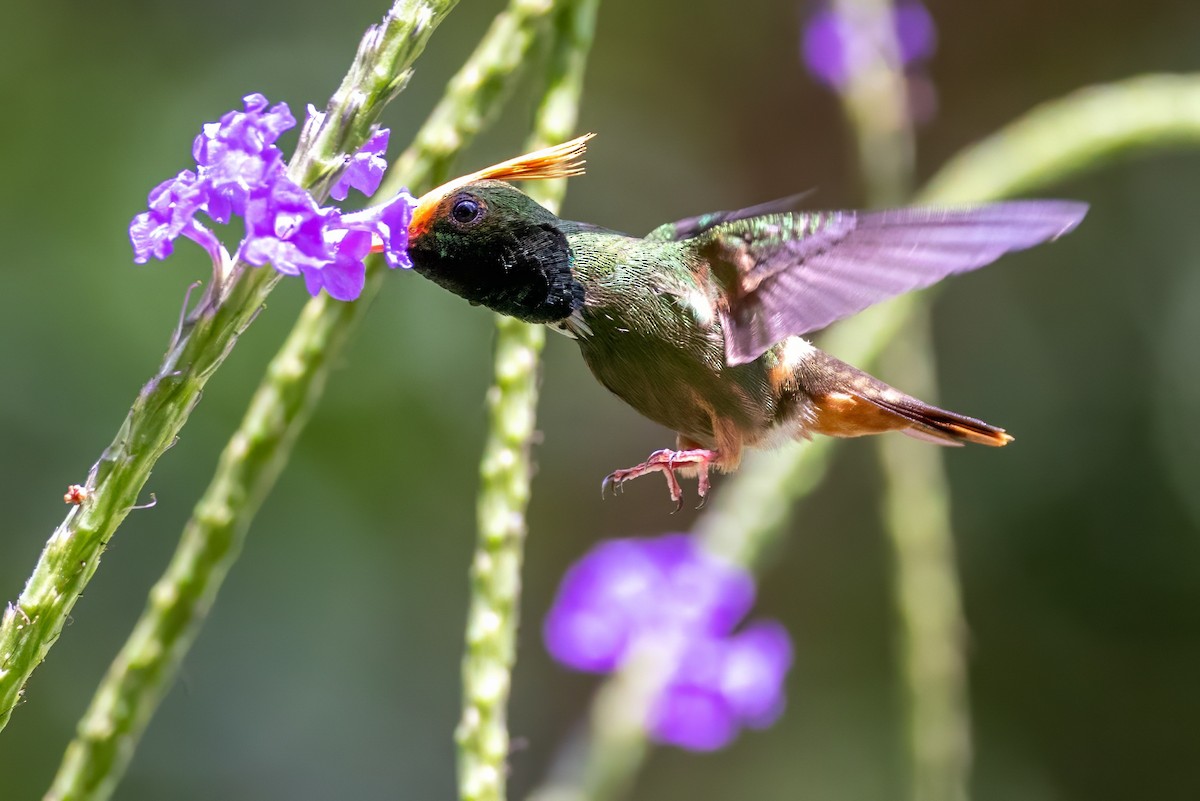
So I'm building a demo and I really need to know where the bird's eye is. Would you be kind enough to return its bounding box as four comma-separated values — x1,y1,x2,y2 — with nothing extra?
450,196,483,225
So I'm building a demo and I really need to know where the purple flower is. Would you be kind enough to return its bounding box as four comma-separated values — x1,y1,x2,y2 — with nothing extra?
341,189,415,271
544,534,793,751
649,622,793,751
129,93,416,301
240,178,336,275
130,170,222,265
331,128,390,201
545,535,755,672
801,1,938,124
893,2,936,65
802,9,854,89
303,229,372,302
802,1,936,88
193,93,296,221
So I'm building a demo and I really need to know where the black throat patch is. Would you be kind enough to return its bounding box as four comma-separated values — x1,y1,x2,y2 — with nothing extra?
410,220,585,324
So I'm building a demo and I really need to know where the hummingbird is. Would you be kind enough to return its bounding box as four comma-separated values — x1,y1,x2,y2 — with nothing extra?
403,135,1087,507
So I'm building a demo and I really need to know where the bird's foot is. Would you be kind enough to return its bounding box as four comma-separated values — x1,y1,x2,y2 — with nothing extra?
602,448,718,511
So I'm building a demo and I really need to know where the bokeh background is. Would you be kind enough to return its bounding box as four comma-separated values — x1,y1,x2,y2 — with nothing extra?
3,0,1200,799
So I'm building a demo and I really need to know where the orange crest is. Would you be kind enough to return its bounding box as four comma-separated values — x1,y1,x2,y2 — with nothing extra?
409,133,595,237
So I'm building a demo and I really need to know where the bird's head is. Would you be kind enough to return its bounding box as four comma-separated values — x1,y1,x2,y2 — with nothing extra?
406,135,593,324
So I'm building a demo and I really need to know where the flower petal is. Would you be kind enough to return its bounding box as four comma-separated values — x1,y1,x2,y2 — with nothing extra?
542,535,755,673
718,620,794,726
895,2,937,65
301,229,372,301
241,176,335,275
192,94,295,218
648,680,739,752
130,170,210,263
341,189,416,270
330,128,391,201
801,9,851,88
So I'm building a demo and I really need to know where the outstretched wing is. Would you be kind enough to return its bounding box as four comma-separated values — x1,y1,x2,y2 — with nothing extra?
693,201,1088,366
644,192,815,242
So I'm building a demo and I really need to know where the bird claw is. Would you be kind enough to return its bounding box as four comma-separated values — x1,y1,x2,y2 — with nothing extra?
601,448,717,509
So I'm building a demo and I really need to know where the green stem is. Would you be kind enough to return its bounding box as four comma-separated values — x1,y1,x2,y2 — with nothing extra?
832,0,915,207
379,0,565,200
525,648,666,801
876,312,970,801
45,290,360,801
828,1,970,798
526,70,1200,801
42,1,571,798
0,263,270,728
921,73,1200,203
0,0,458,737
456,2,599,800
290,0,463,193
866,80,1200,791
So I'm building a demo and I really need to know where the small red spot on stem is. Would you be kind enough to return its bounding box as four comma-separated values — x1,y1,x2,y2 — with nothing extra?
64,484,90,505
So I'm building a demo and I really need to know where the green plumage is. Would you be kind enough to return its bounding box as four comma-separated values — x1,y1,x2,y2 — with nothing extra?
407,179,1082,500
558,223,781,450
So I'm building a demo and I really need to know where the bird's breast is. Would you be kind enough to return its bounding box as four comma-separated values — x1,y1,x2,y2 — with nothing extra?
567,243,778,447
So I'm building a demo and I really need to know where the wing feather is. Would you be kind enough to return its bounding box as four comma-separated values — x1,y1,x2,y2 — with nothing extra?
644,192,815,242
698,201,1088,365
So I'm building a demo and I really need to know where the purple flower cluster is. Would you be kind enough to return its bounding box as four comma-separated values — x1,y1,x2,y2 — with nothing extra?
544,534,793,751
130,94,415,301
802,1,938,123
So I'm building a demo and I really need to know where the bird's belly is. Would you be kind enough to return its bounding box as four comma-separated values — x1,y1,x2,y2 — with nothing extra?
573,305,774,448
579,345,718,446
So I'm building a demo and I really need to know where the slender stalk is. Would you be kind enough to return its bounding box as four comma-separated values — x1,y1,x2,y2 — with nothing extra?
379,0,563,200
873,82,1200,792
456,3,599,800
0,0,459,736
826,1,971,798
44,290,361,801
43,1,569,798
525,648,668,801
289,0,463,194
526,71,1200,801
876,313,970,801
830,0,914,207
922,73,1200,203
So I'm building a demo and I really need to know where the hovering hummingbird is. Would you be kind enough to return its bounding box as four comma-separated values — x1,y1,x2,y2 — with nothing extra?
403,135,1087,507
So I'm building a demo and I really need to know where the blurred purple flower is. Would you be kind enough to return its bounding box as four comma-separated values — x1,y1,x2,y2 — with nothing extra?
544,534,793,751
893,2,936,64
802,1,936,87
650,622,793,751
545,535,755,672
801,1,938,123
129,93,414,301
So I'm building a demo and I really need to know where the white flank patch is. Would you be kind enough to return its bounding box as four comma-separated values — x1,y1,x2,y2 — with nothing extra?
778,336,816,368
757,336,819,449
683,287,714,327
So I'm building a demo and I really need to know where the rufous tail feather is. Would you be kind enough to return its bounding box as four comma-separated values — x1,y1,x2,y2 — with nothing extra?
800,349,1013,448
857,394,1013,447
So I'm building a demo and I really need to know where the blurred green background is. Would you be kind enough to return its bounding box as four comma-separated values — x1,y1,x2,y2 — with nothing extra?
2,0,1200,799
